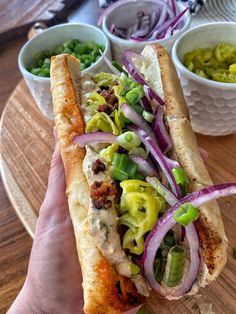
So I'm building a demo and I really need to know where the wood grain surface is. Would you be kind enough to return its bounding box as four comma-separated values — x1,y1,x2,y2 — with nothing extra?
0,34,32,314
0,0,81,44
1,79,236,313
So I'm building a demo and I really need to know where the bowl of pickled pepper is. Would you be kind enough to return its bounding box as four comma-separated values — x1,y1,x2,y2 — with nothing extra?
172,22,236,136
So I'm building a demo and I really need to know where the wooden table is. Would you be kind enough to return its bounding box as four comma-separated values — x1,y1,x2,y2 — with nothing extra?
0,36,32,314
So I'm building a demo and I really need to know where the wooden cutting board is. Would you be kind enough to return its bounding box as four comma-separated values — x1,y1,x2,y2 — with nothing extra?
0,80,236,313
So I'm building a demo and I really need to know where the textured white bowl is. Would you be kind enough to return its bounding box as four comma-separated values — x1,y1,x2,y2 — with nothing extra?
102,0,191,63
172,22,236,136
18,23,111,119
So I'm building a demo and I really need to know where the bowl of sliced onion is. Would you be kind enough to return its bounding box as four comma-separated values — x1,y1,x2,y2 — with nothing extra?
100,0,191,62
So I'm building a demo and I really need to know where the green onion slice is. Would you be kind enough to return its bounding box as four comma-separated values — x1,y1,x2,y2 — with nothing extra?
173,202,199,227
164,245,186,288
172,167,189,196
111,60,128,76
117,131,141,150
111,167,128,181
142,110,154,123
111,153,140,180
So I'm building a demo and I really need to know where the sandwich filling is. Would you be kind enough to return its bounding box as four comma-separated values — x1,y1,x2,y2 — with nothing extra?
73,48,236,300
78,55,194,298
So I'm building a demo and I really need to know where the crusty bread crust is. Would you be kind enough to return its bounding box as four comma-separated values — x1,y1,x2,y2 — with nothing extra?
141,44,227,287
50,54,143,314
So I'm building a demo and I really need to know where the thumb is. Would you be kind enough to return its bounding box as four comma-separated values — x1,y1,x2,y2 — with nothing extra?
40,142,67,213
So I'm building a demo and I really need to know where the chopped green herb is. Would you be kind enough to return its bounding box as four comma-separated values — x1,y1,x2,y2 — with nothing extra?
28,39,104,77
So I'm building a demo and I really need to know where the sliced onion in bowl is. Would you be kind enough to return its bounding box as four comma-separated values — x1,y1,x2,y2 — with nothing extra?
73,132,117,147
161,7,188,39
106,1,188,41
169,0,177,16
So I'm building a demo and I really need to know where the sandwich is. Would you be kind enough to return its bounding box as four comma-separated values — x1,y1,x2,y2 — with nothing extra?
50,44,236,314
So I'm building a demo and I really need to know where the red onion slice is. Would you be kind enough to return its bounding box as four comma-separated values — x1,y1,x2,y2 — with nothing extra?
143,85,165,107
145,2,168,38
143,182,236,298
165,157,179,169
174,223,200,297
122,51,165,106
122,50,147,86
130,156,159,177
162,7,188,38
130,125,181,198
121,103,156,142
146,176,177,206
153,105,172,153
143,137,181,197
180,225,186,242
164,26,172,38
140,96,153,113
149,7,188,40
169,0,177,16
143,214,176,296
73,132,117,147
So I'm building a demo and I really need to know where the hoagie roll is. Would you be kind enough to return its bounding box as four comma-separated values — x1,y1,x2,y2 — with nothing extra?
50,44,235,314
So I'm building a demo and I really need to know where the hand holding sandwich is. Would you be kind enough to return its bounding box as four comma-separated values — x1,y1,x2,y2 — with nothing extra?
8,143,137,314
8,143,84,313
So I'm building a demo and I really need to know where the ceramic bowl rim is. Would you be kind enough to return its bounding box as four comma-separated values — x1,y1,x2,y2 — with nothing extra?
172,22,236,89
18,22,110,82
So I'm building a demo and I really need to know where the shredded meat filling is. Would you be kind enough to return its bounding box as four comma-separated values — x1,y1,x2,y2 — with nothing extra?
91,159,106,174
91,181,121,209
100,88,118,107
98,104,114,115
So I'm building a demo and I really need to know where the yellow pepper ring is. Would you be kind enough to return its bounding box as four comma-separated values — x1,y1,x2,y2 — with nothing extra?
123,228,144,255
122,192,158,230
86,112,120,135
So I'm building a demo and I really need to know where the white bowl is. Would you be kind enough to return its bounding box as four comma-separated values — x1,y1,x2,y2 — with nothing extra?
172,22,236,136
18,23,111,119
102,0,191,62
